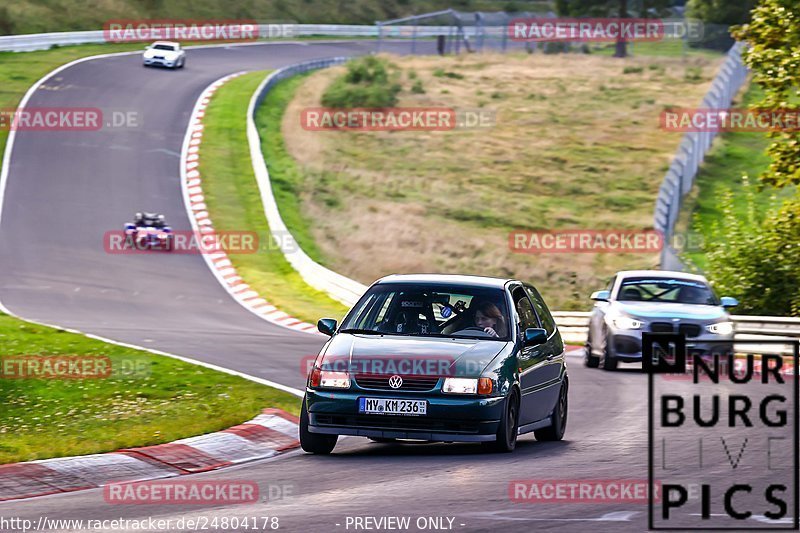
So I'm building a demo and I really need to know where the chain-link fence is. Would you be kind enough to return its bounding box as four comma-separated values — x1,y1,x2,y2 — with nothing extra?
376,11,734,56
653,41,749,271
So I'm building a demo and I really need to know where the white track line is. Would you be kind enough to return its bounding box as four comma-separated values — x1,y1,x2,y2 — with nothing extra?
0,45,345,396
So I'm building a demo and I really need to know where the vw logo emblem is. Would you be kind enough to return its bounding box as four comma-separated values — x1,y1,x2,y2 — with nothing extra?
388,375,403,389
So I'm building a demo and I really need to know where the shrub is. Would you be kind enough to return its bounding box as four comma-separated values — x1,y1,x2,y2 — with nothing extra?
704,178,800,316
321,56,401,108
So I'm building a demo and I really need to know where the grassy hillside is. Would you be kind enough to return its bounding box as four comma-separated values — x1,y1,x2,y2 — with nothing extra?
273,50,723,310
0,1,552,34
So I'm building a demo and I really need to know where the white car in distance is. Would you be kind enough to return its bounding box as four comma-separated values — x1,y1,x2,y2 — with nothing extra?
143,41,185,69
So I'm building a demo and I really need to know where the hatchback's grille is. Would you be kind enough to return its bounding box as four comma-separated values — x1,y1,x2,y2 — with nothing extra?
678,324,701,338
650,322,674,333
354,374,439,391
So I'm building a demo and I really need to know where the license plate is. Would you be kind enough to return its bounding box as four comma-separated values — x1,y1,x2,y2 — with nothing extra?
358,398,427,416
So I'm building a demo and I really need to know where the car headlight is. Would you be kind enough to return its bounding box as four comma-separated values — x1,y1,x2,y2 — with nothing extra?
611,316,643,330
706,322,734,335
309,368,350,389
442,377,493,395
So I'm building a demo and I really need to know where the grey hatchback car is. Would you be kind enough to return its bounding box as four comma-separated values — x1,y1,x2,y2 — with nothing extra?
585,270,738,370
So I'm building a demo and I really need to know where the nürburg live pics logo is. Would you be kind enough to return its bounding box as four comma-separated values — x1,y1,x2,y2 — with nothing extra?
645,333,799,530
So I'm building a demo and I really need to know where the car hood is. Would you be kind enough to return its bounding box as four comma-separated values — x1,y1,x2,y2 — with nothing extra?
321,334,509,378
144,49,180,59
613,301,727,321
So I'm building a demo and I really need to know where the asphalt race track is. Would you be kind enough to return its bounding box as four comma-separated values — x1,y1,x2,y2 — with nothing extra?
0,41,795,532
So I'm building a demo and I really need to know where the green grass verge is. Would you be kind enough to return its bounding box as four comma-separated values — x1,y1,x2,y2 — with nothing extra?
591,40,723,59
683,84,792,269
3,1,552,34
0,312,301,464
197,71,350,323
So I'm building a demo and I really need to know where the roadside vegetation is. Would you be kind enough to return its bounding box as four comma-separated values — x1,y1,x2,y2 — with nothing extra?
197,71,350,323
680,84,787,271
699,0,800,316
270,50,723,310
0,1,552,34
0,312,301,464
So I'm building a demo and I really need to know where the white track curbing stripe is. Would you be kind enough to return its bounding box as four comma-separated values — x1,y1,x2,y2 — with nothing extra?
178,73,321,336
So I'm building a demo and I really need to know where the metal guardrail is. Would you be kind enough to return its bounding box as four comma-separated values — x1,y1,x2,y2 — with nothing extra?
653,41,750,271
246,58,368,309
0,25,440,52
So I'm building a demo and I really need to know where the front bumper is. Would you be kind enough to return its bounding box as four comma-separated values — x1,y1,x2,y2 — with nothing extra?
306,388,504,442
607,332,734,363
143,58,176,67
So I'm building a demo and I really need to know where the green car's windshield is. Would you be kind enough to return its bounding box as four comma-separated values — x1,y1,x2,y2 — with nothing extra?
341,283,511,340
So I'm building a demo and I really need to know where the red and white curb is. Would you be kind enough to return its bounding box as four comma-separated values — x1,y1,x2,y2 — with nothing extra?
0,408,299,502
180,72,319,335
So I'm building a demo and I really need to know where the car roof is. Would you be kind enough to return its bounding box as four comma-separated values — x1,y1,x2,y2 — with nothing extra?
151,41,179,47
616,270,709,283
375,274,513,289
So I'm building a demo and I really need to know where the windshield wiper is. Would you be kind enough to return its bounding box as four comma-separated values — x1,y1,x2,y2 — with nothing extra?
338,328,383,335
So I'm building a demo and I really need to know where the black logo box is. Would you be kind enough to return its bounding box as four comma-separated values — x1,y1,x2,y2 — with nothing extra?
645,333,799,531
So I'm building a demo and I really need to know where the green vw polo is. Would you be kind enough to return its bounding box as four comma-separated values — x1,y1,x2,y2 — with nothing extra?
300,274,568,454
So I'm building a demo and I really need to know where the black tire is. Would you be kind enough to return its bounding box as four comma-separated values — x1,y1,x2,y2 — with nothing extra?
483,388,519,453
534,381,568,441
299,396,337,454
599,329,618,371
584,330,600,368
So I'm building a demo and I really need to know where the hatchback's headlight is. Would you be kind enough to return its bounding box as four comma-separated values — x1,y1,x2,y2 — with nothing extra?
442,377,493,395
706,322,734,335
309,368,350,389
611,316,643,330
442,378,477,394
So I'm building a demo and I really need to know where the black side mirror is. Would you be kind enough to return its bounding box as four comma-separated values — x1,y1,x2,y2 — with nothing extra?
317,318,337,336
524,327,548,346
